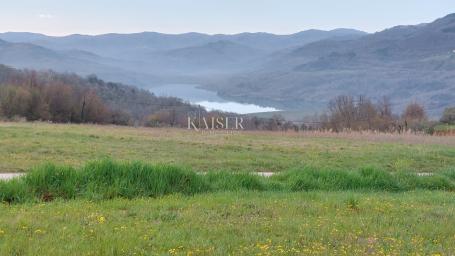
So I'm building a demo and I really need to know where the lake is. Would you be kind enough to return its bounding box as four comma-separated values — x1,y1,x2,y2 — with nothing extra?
149,84,279,114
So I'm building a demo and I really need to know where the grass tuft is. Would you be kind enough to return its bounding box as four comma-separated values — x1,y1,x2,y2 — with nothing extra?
0,159,454,204
204,172,266,191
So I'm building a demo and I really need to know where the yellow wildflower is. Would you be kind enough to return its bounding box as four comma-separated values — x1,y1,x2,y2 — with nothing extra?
97,216,106,224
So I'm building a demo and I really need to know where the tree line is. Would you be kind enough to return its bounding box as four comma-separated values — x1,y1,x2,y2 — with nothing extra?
0,65,200,125
318,95,453,133
0,81,112,124
230,95,454,133
0,65,453,132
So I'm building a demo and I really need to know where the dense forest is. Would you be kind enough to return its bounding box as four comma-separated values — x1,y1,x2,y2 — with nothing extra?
0,65,200,126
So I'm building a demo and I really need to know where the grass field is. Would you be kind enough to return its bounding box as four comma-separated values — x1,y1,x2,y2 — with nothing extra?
0,122,454,173
0,192,454,255
0,121,455,255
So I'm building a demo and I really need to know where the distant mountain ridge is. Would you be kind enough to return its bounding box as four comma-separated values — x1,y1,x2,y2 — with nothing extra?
0,14,454,117
0,28,366,83
211,13,455,117
0,29,366,55
0,38,164,87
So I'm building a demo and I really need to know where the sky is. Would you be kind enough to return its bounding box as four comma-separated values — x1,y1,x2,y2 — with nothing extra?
0,0,454,36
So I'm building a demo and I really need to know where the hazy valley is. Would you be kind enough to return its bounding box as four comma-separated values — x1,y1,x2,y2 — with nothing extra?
1,14,454,116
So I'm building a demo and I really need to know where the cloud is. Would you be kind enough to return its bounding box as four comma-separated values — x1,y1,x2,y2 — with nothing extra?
37,14,54,19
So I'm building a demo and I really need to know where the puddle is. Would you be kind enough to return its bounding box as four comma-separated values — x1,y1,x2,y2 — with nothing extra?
0,173,25,180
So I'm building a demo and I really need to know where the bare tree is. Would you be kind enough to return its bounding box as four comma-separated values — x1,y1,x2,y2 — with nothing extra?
45,83,75,122
83,89,110,123
328,95,356,131
324,95,399,132
0,85,32,118
402,102,427,122
377,96,393,118
356,95,377,130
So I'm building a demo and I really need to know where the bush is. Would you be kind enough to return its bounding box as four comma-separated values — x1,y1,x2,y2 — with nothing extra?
440,107,455,125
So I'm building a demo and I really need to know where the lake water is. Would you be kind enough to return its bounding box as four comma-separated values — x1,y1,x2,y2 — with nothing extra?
149,84,279,114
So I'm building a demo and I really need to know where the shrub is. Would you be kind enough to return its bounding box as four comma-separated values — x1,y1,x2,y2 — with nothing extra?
440,107,455,125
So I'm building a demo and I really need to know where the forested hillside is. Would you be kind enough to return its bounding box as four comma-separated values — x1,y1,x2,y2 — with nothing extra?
209,14,455,117
0,65,198,125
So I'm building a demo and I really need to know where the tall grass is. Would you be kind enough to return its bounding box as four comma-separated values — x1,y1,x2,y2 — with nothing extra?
0,159,454,204
277,167,455,192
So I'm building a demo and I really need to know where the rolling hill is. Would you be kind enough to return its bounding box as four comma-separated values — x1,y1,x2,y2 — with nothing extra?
0,29,366,84
0,14,454,117
211,14,455,117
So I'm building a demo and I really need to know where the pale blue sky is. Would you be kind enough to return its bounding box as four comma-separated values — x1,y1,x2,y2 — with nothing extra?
1,0,454,35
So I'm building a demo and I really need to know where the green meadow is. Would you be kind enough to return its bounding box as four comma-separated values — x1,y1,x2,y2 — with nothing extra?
0,121,454,255
1,192,454,255
0,122,454,173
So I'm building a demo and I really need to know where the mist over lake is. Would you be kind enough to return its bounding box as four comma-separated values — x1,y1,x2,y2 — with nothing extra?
149,84,279,114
